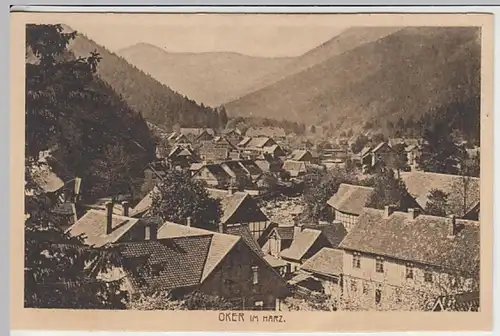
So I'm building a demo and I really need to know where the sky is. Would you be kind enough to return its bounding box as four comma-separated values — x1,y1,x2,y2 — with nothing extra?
53,14,349,57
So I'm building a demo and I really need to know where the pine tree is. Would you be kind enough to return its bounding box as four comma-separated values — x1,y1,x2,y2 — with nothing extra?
425,189,449,217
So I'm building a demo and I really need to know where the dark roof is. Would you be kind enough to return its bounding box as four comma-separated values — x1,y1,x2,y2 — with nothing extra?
339,208,480,274
239,160,263,176
225,225,264,257
290,150,311,161
327,184,375,215
303,221,348,248
274,226,295,240
219,192,269,224
280,229,322,261
221,161,248,176
202,164,232,180
301,248,344,277
401,171,480,212
119,236,212,291
66,210,141,247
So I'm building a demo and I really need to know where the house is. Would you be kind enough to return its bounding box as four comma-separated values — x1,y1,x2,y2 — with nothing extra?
400,171,480,217
290,150,314,163
246,127,286,140
361,142,395,172
192,164,232,188
189,163,204,176
169,133,191,145
180,128,215,142
299,247,344,297
208,190,270,241
65,202,158,247
255,154,283,173
327,184,375,232
220,129,243,147
244,137,278,151
168,145,197,168
282,160,308,177
198,142,230,163
237,136,252,148
279,225,335,272
431,291,479,312
262,144,286,158
212,136,237,150
238,160,264,181
262,226,295,258
221,161,250,184
338,206,479,310
110,221,290,310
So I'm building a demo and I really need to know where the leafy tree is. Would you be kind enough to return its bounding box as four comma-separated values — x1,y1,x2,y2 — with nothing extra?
351,134,370,154
25,24,131,309
387,143,409,178
366,168,411,211
127,290,239,310
149,169,222,230
417,121,461,174
303,167,357,222
425,189,449,217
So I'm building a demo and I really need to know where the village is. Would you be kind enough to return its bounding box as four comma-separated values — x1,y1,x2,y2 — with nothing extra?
30,124,481,312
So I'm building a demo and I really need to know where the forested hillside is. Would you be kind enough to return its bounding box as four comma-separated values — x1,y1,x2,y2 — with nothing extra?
63,25,225,130
225,27,481,142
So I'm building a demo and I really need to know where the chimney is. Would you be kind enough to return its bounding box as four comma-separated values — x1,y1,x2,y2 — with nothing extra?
145,218,159,241
121,201,130,217
407,208,420,220
105,201,113,234
448,214,458,237
218,222,226,233
384,205,396,219
186,217,192,227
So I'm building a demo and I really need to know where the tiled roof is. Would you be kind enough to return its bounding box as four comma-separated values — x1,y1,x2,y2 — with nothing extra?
66,210,141,247
225,225,264,257
339,208,480,274
301,248,344,277
118,235,212,291
202,164,232,180
433,291,480,312
400,171,480,211
303,221,348,248
156,222,240,282
239,160,263,176
280,229,322,261
327,183,375,216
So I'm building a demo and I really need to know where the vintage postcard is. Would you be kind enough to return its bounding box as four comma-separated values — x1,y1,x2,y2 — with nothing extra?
11,10,493,332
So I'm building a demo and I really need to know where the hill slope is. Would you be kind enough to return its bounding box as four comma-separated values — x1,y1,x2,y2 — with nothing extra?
63,26,223,130
224,27,481,134
118,43,292,107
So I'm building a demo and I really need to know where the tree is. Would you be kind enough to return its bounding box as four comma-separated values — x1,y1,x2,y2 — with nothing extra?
303,167,357,222
127,290,239,310
425,189,449,217
366,168,411,211
351,134,370,154
417,121,461,174
149,169,222,230
25,24,128,309
218,107,229,129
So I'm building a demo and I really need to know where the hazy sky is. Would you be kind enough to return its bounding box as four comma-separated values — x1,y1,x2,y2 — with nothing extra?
55,14,348,57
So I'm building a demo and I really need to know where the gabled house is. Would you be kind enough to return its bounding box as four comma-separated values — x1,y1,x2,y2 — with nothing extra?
289,149,314,163
262,226,295,258
168,145,197,168
327,184,375,232
299,247,344,296
237,136,252,148
192,164,232,188
245,137,278,151
109,222,289,310
431,291,479,312
362,142,395,172
180,128,215,143
221,161,250,183
338,206,479,310
213,136,237,150
262,144,286,158
238,160,264,181
282,160,308,178
221,129,243,147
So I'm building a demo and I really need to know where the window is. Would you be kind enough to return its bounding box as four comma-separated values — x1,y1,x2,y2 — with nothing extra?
424,270,433,283
375,289,382,305
350,279,357,292
363,282,370,295
376,258,384,273
353,253,361,269
252,266,259,285
405,263,414,279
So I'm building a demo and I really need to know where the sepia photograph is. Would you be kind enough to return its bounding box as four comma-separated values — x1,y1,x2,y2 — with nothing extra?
11,11,493,332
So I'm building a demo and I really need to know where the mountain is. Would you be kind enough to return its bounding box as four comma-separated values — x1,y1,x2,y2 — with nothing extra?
118,43,293,107
63,26,224,130
224,27,481,134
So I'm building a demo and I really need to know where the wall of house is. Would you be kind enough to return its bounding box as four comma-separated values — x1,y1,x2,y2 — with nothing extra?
334,210,358,232
342,250,476,310
200,240,289,310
